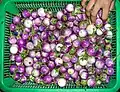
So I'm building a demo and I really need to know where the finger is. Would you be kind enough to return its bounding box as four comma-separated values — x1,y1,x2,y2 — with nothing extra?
81,0,87,8
102,6,109,21
110,1,114,11
86,0,96,12
91,3,101,23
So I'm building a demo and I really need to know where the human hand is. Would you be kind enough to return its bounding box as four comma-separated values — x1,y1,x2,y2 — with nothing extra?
81,0,114,23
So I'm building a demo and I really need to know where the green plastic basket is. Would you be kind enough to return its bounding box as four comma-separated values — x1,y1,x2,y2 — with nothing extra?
0,0,120,92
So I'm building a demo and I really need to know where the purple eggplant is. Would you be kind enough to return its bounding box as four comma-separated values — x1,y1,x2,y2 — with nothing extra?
40,65,49,75
10,65,17,74
43,75,52,84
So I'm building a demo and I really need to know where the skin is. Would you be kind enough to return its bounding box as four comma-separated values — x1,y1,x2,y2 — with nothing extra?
81,0,114,23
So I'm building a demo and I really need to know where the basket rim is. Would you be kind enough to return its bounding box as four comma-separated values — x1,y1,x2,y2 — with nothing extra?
0,0,120,92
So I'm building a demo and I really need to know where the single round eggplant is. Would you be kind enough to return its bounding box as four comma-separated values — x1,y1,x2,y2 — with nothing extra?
15,55,22,62
87,78,96,87
17,39,25,46
64,29,72,37
70,34,77,41
10,65,17,74
51,69,59,77
73,26,80,34
79,59,88,66
67,21,74,27
10,44,18,54
106,68,114,75
22,10,31,18
43,75,52,84
36,52,41,59
20,75,27,83
29,51,36,58
79,29,87,37
95,18,103,27
95,68,102,74
13,73,20,81
24,57,33,66
25,66,33,75
18,65,25,73
68,68,74,75
34,77,41,83
40,65,49,75
106,31,112,39
48,61,55,69
65,62,73,68
24,28,31,33
81,40,90,48
33,18,41,26
87,47,96,56
57,11,63,20
104,50,110,57
24,19,33,28
10,55,15,61
66,4,74,12
87,56,95,64
60,66,67,73
40,31,48,40
43,18,50,26
13,16,21,24
63,72,70,80
96,29,103,36
95,60,104,69
76,48,85,56
79,69,87,75
86,24,96,35
74,64,82,71
62,56,70,63
68,16,75,21
56,21,63,29
80,71,88,80
71,56,78,63
57,78,66,87
71,71,78,79
32,11,38,19
8,36,17,44
33,63,40,69
26,42,34,50
55,58,63,66
41,51,49,57
38,8,46,17
22,33,29,40
104,23,112,31
43,43,51,52
105,58,114,68
32,69,40,77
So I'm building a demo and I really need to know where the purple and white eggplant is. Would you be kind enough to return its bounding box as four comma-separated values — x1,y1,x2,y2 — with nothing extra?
24,57,33,66
9,4,114,87
57,78,66,87
40,65,49,75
